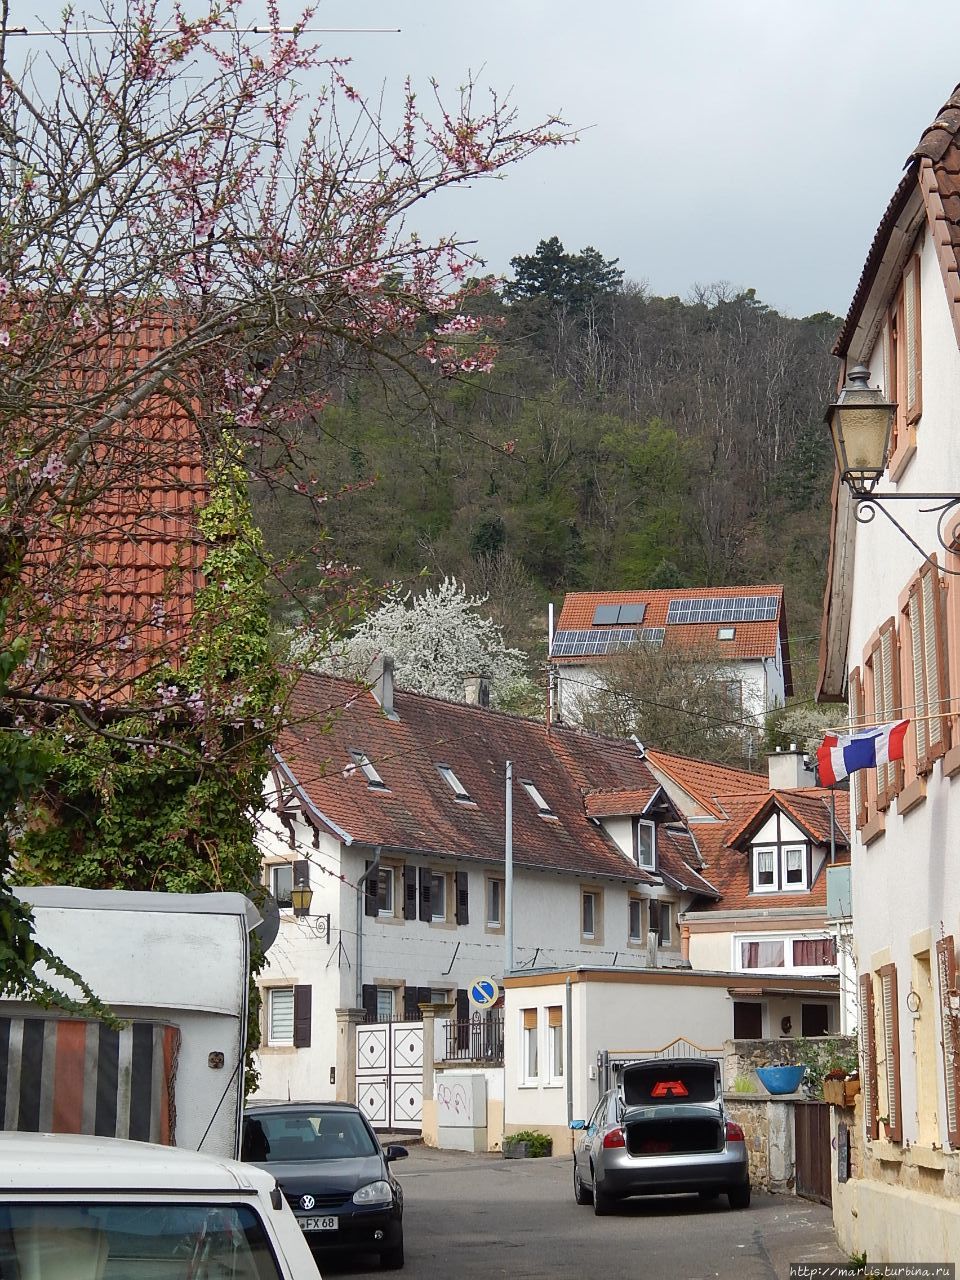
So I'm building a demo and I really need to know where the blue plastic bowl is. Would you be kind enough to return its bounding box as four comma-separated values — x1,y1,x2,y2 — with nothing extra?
756,1065,806,1094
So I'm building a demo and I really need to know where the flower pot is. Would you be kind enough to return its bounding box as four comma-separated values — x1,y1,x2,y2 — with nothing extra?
756,1064,806,1095
502,1140,528,1159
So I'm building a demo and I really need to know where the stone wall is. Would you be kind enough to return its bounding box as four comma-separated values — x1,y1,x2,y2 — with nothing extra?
724,1096,795,1192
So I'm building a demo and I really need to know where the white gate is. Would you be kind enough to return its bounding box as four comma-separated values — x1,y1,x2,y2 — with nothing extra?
355,1020,424,1132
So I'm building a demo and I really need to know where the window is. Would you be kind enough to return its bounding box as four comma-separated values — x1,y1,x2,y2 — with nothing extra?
268,987,294,1045
801,1004,830,1037
755,848,776,888
430,872,446,921
632,818,655,869
376,988,395,1021
271,863,293,909
658,901,672,946
740,940,785,969
733,1002,763,1039
437,763,471,802
717,626,736,641
486,877,504,929
581,890,598,940
792,937,836,967
784,847,804,885
522,1008,538,1082
884,249,922,476
547,1006,563,1081
348,748,387,789
628,896,644,942
521,779,555,818
377,866,394,916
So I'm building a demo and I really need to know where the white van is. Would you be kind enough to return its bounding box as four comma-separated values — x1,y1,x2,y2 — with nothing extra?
0,1131,322,1278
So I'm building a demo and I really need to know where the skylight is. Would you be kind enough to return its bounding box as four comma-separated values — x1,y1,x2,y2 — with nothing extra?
717,626,736,640
437,763,472,802
347,749,387,790
522,779,556,818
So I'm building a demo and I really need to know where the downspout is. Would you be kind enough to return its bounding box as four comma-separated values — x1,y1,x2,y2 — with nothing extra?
565,976,573,1128
356,846,382,1008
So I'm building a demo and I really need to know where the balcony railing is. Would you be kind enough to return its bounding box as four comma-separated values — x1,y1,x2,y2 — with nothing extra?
442,1011,504,1063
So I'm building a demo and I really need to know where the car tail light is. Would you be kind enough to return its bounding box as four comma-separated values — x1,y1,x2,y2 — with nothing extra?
602,1127,626,1149
725,1121,745,1142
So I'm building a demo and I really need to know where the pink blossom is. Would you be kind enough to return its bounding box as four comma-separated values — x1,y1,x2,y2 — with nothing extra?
0,330,9,347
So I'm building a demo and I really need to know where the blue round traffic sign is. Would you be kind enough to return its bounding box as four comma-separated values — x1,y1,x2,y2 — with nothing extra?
469,977,500,1008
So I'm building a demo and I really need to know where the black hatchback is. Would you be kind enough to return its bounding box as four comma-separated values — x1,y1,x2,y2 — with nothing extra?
242,1101,407,1269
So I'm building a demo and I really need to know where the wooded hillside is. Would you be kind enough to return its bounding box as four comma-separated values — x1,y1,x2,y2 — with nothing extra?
255,241,841,698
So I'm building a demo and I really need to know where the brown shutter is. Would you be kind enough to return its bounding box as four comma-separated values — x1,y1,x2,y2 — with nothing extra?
293,859,310,886
364,860,379,917
904,253,922,424
859,972,879,1140
403,866,418,920
879,963,903,1142
419,868,432,922
522,1008,537,1030
937,937,960,1148
873,621,902,808
547,1006,563,1028
455,870,469,925
361,984,377,1022
850,668,867,828
293,985,312,1048
922,564,949,768
909,581,929,767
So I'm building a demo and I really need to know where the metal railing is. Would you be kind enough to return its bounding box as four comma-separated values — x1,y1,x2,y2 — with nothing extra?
442,1011,504,1063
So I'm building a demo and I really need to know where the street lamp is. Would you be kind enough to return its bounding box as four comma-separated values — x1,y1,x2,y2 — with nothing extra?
826,365,960,568
290,883,314,917
825,365,896,496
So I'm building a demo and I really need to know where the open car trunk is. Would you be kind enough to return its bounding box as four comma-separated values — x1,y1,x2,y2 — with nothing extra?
623,1104,724,1156
619,1058,721,1107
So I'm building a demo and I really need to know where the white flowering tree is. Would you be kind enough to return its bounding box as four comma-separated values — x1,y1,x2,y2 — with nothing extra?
318,578,537,709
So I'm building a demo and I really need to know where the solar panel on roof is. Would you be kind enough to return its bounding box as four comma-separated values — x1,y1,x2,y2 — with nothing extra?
665,595,779,625
617,603,646,624
592,604,621,625
551,628,638,657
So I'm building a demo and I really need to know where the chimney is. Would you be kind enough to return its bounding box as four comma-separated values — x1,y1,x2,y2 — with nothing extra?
367,652,398,720
463,675,491,708
767,743,816,790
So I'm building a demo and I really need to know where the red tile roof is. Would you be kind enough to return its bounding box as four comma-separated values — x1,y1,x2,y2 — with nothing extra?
553,585,792,696
274,672,714,889
12,312,207,702
644,748,768,819
687,788,850,914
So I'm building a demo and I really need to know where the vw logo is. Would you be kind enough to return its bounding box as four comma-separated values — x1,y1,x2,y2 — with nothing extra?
299,1194,315,1211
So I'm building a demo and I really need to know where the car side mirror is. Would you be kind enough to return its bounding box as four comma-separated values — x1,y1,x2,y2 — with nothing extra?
569,1120,586,1130
384,1144,409,1161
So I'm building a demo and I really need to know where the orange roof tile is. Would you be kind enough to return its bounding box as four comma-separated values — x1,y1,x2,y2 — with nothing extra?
644,748,767,819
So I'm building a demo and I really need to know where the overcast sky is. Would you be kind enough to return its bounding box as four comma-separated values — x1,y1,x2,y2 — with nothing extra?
302,1,960,319
17,2,960,318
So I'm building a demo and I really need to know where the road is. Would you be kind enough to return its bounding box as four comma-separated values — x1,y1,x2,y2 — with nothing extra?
318,1145,849,1280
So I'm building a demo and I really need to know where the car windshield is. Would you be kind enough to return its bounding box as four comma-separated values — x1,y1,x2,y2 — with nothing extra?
243,1111,379,1163
0,1202,284,1279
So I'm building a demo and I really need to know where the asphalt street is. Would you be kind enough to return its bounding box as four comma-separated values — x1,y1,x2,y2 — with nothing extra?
316,1144,849,1280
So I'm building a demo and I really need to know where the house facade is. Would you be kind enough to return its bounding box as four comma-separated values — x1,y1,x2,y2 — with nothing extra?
550,585,791,735
253,660,719,1110
818,84,960,1262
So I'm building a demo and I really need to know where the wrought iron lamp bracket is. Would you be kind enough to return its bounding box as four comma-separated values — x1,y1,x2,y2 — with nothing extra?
851,490,960,576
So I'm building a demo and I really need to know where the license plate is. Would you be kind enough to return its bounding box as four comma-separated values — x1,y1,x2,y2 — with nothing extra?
297,1216,338,1232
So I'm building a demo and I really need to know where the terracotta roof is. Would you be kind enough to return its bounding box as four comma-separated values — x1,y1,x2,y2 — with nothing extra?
583,788,661,819
643,748,767,819
11,312,207,702
657,825,720,899
554,585,792,697
275,672,719,887
686,787,851,914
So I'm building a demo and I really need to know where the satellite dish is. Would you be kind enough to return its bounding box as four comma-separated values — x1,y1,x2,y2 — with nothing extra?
252,893,281,954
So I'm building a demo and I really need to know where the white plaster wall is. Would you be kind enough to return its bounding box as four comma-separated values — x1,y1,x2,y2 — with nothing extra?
845,225,960,1152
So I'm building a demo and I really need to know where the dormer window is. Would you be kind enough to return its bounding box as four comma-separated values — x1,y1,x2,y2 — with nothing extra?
632,818,655,869
521,780,555,818
437,763,471,803
347,749,387,790
752,843,808,893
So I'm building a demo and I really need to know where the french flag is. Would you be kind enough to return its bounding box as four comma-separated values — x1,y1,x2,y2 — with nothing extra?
817,720,910,785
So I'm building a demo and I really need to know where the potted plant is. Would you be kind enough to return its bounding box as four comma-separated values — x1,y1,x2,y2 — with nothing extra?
502,1130,552,1159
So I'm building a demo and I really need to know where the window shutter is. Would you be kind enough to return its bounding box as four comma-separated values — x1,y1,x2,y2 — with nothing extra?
859,972,879,1140
909,582,929,767
904,254,922,423
879,963,903,1142
648,900,660,936
403,987,420,1021
361,984,377,1022
850,669,867,828
522,1008,537,1030
364,861,379,917
418,868,432,922
922,565,948,766
293,859,310,886
402,866,417,920
456,988,470,1022
293,984,312,1048
873,621,902,807
417,986,432,1011
548,1006,563,1028
936,936,960,1148
455,871,469,925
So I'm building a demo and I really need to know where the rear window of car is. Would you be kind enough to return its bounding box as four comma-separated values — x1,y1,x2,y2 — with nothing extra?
0,1202,284,1279
621,1064,718,1106
244,1110,379,1162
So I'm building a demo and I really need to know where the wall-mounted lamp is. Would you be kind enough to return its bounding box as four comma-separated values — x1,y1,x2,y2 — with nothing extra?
826,364,960,569
290,883,314,917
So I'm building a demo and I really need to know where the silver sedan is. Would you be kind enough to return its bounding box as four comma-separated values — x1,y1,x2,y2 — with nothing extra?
570,1058,751,1215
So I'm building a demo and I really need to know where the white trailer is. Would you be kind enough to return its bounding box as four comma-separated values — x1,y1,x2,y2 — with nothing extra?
2,887,258,1160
